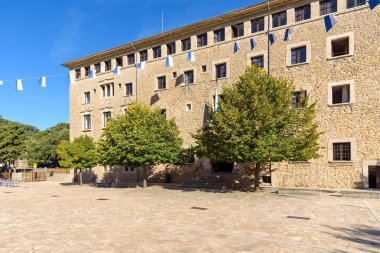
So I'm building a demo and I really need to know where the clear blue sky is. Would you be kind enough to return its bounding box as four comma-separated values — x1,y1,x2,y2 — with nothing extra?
0,0,258,130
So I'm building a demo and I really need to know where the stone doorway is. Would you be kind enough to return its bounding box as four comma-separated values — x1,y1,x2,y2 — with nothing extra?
212,161,234,173
368,166,380,189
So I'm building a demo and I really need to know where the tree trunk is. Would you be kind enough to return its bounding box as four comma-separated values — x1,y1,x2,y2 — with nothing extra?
254,163,261,192
79,169,83,186
142,167,148,188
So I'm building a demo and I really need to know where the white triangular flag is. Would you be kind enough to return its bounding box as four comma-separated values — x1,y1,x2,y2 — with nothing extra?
187,52,195,62
215,89,219,112
89,70,96,78
137,61,146,70
16,79,23,91
0,80,3,86
39,76,46,88
69,73,75,84
114,66,121,75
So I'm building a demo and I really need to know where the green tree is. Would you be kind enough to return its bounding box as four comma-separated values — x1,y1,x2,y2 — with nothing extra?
27,123,69,167
57,135,97,185
194,67,320,191
98,103,183,188
0,121,27,171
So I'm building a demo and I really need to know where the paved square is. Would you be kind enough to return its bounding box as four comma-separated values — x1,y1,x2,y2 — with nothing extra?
0,182,379,253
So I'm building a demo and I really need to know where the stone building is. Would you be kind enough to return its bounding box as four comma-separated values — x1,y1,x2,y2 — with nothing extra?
62,0,380,189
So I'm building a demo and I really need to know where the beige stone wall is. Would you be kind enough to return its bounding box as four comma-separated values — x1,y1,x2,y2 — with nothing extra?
68,0,380,188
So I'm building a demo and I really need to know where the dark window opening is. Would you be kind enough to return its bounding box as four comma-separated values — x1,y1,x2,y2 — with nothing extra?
295,5,311,22
116,57,123,67
214,29,225,43
202,65,207,72
272,11,287,28
167,42,176,55
251,17,265,33
347,0,366,8
291,46,307,64
157,76,166,90
212,161,234,173
232,23,244,38
197,33,208,47
184,70,194,84
94,63,101,73
84,66,90,77
320,0,337,15
139,50,148,62
126,83,133,96
333,142,351,161
153,46,162,59
331,37,350,57
182,38,191,51
215,63,227,79
251,55,264,68
292,91,307,108
75,69,81,79
332,84,350,104
105,60,111,71
127,54,135,65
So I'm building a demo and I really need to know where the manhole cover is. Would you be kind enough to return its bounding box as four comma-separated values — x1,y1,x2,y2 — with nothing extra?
190,207,208,210
97,198,109,201
287,216,310,220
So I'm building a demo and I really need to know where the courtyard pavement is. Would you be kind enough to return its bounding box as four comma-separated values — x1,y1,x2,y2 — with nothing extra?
0,182,379,253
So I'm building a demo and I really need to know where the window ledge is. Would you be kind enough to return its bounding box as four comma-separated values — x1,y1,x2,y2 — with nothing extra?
328,161,355,164
328,102,353,107
327,54,353,60
155,88,167,92
82,129,91,132
123,95,134,98
289,161,311,164
180,83,195,87
82,103,91,106
287,62,309,67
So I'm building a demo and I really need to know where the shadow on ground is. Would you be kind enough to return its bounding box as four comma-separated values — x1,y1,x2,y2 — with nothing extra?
323,225,380,253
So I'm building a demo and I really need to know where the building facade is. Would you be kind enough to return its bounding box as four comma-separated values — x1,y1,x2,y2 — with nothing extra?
63,0,380,189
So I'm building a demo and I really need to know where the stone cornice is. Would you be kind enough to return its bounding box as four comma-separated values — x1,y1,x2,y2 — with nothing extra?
62,0,299,69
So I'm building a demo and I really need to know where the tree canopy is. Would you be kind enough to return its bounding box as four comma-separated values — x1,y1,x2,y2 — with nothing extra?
194,66,319,190
0,121,27,168
97,103,183,187
57,135,97,170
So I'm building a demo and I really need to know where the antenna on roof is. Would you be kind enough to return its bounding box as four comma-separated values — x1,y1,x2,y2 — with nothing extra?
161,10,164,33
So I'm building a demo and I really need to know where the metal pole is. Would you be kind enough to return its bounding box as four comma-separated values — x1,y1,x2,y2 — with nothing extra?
267,0,273,186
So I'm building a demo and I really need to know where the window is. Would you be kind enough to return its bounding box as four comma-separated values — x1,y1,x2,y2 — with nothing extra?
84,66,90,77
127,54,135,65
251,17,265,33
333,143,351,161
75,69,81,79
272,11,287,28
167,42,176,55
232,23,244,38
251,55,264,68
186,103,192,111
347,0,365,8
202,65,207,72
320,0,337,15
197,33,208,47
291,46,307,65
105,60,111,71
182,38,191,51
83,115,91,130
126,83,133,96
94,63,101,73
292,91,307,108
332,84,350,104
103,111,111,128
84,92,91,104
116,57,123,67
157,76,166,90
214,29,225,43
295,5,311,22
172,72,177,79
184,70,194,84
215,63,227,79
101,84,114,98
331,37,349,57
139,50,148,62
153,46,162,59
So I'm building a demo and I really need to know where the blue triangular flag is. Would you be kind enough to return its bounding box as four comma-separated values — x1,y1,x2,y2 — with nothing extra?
114,66,121,75
369,0,380,9
250,38,257,50
233,42,240,53
187,51,195,62
269,33,277,45
137,61,146,70
89,70,96,78
324,13,338,32
284,28,293,41
165,56,174,67
39,76,46,88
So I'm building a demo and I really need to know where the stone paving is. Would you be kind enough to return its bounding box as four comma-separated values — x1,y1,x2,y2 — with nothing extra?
0,182,379,253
